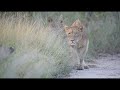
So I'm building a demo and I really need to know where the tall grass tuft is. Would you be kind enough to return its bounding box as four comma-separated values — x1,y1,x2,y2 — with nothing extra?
0,12,72,78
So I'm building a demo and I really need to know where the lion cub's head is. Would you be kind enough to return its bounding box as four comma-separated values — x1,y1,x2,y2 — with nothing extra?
64,19,86,47
47,15,64,31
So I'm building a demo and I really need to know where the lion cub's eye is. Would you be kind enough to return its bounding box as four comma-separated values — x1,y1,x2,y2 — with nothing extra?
80,27,83,30
60,20,63,23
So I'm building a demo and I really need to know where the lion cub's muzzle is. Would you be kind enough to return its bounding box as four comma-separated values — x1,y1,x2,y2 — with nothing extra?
69,39,76,47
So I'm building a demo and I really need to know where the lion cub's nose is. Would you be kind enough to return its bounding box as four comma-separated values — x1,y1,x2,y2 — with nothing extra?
71,40,74,42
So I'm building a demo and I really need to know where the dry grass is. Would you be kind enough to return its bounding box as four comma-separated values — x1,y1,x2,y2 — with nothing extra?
0,13,72,78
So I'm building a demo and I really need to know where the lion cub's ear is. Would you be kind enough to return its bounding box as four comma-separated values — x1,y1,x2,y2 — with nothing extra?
59,14,64,24
82,21,88,28
64,25,69,31
71,19,81,27
47,17,53,23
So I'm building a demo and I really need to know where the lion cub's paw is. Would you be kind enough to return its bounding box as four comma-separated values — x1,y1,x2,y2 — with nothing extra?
84,65,89,69
76,65,84,70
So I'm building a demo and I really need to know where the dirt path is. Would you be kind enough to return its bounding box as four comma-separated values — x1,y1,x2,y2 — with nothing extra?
65,54,120,78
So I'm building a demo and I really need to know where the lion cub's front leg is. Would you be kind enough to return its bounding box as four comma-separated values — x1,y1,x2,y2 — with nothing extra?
76,59,89,70
76,50,89,70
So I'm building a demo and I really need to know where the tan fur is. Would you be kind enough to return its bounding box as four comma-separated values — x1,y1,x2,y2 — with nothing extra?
64,19,89,70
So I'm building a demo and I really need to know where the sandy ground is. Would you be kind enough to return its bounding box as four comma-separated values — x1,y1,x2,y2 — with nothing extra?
64,54,120,78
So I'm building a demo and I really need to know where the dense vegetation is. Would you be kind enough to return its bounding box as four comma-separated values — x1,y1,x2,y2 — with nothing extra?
0,12,120,78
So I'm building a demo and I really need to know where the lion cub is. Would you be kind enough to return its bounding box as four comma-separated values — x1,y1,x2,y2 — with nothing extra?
64,19,89,70
47,15,64,33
